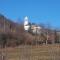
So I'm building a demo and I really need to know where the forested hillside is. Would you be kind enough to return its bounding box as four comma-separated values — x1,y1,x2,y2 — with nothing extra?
0,15,60,48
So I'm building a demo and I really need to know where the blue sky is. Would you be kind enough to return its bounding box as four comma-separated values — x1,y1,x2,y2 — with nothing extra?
0,0,60,28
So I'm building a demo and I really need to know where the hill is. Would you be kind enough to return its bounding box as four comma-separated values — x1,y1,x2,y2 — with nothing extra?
0,14,60,47
0,15,34,47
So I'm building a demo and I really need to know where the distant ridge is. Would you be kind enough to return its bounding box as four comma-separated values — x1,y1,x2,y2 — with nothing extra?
0,14,21,34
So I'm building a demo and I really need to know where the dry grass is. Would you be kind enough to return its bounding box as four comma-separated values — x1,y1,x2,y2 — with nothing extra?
0,44,60,60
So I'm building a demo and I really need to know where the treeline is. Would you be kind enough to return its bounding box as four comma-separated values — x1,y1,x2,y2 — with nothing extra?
0,15,60,48
0,23,60,48
0,24,34,48
0,15,34,47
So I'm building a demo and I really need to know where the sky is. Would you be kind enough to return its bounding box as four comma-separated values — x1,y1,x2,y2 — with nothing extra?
0,0,60,28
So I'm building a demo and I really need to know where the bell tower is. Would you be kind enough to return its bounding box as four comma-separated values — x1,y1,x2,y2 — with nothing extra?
24,16,29,26
24,16,30,31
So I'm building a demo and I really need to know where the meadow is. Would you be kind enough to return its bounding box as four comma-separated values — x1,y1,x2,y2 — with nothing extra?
0,44,60,60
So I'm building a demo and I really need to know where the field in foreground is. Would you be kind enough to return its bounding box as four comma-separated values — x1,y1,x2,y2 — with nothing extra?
0,44,60,60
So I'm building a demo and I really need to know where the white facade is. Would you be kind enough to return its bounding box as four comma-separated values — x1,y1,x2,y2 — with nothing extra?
24,16,42,33
32,26,42,34
24,16,30,31
31,25,42,34
24,16,29,25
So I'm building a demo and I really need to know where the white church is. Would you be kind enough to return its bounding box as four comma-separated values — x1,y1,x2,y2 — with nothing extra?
24,16,42,34
24,16,30,31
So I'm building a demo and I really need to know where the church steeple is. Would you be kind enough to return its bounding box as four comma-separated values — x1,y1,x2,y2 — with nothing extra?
24,16,30,31
24,16,29,26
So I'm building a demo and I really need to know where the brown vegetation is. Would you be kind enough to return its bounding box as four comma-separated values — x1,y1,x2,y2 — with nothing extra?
0,44,60,60
0,15,60,48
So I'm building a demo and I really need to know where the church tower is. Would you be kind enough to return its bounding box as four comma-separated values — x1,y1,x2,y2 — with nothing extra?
24,16,30,31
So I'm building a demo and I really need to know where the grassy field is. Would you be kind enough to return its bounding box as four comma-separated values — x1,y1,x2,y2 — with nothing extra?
0,44,60,60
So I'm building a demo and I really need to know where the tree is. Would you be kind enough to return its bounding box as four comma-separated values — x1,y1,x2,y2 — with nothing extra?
0,33,7,48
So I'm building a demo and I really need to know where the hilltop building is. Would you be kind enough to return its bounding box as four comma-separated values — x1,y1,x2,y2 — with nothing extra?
24,16,30,31
24,16,42,34
31,23,42,34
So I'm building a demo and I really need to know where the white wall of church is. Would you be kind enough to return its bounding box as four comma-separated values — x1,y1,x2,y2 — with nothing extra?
24,16,30,31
